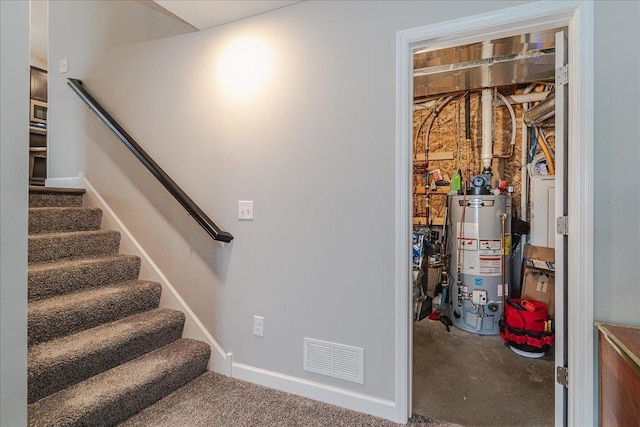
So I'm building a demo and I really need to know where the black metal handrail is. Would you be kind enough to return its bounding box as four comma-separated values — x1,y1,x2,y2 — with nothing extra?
67,78,233,243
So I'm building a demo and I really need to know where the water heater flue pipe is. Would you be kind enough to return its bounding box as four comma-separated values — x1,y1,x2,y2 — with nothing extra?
481,88,493,170
523,92,556,126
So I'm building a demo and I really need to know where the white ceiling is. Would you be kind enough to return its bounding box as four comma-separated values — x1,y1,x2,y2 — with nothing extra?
153,0,302,31
28,0,301,67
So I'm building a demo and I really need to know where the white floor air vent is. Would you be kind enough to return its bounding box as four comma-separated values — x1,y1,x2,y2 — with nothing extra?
303,338,364,384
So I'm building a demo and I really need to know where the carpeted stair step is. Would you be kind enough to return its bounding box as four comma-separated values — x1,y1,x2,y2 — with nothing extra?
28,254,141,301
27,338,211,427
28,229,120,263
28,280,162,346
28,308,186,403
29,207,103,234
29,187,85,208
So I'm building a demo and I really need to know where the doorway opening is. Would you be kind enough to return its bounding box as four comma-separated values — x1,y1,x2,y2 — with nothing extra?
29,0,48,186
409,27,563,426
394,2,595,426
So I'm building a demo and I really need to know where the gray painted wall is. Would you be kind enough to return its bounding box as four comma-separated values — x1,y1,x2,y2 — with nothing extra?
44,0,640,413
593,1,640,325
49,0,530,401
1,1,29,425
592,4,639,420
47,0,196,180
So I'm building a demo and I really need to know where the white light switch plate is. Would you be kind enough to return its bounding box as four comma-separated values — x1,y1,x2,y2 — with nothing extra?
253,315,264,336
238,201,254,220
59,58,68,74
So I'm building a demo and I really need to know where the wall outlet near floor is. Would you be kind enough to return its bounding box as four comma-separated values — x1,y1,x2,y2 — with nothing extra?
253,315,264,337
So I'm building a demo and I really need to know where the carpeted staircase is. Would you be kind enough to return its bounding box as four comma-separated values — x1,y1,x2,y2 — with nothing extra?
27,186,211,427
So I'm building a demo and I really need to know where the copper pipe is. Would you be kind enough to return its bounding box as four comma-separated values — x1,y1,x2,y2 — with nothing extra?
499,212,508,316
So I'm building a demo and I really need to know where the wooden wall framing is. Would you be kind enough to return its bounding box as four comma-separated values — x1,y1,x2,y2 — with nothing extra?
412,87,555,229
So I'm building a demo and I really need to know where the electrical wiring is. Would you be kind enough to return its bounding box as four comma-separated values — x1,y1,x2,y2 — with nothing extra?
534,126,556,175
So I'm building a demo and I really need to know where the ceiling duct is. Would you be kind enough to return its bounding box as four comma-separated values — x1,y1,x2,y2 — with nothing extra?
414,28,564,98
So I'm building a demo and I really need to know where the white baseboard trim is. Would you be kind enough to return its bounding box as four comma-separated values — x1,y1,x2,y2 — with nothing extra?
232,363,397,422
45,174,85,189
81,176,233,375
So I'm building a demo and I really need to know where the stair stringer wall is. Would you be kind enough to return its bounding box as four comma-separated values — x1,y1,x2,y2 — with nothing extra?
80,175,233,375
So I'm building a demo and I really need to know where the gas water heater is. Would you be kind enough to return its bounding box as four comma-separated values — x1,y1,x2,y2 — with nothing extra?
448,192,511,335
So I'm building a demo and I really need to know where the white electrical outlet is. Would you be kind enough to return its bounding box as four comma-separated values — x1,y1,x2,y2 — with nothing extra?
58,58,68,74
238,201,254,220
253,315,264,337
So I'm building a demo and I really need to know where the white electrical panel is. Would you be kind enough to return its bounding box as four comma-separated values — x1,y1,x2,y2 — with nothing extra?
530,176,555,248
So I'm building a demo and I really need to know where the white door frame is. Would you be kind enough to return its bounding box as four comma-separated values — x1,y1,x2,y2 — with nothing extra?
394,1,594,425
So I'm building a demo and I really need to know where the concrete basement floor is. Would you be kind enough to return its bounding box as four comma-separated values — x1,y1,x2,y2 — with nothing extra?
412,317,555,427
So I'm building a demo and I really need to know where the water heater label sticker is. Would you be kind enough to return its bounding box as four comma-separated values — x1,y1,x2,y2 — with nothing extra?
459,222,479,273
480,239,501,251
460,222,479,239
479,256,502,276
461,251,479,274
459,237,478,251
